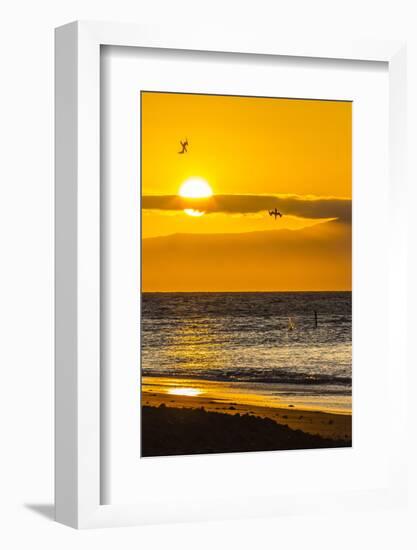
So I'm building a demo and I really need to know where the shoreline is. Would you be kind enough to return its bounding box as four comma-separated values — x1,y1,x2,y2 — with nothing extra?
142,376,351,415
142,379,352,442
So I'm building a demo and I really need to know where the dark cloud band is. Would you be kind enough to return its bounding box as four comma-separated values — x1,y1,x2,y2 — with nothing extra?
142,194,351,222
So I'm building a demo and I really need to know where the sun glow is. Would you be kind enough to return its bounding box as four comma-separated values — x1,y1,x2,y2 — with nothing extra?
179,177,213,198
184,209,205,217
179,177,213,217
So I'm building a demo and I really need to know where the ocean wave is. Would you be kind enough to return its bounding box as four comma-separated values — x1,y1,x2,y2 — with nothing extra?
141,367,351,387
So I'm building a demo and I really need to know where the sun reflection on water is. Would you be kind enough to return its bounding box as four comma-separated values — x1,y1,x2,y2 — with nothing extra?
167,387,202,397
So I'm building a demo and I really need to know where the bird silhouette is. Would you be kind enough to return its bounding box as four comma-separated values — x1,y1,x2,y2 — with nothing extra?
268,208,283,220
178,138,188,154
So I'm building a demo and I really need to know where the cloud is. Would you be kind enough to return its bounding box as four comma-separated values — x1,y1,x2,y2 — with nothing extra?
142,194,351,222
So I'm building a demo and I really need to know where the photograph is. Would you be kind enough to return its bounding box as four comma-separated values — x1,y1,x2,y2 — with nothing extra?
140,91,352,457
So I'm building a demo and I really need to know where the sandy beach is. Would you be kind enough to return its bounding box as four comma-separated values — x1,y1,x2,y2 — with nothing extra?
141,377,351,456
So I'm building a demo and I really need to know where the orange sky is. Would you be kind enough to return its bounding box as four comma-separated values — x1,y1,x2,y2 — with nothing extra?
141,92,351,292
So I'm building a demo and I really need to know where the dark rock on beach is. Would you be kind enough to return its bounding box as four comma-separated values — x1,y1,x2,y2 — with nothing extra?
141,405,351,457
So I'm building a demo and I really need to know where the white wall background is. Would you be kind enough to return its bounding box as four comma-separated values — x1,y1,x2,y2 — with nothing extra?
0,0,416,548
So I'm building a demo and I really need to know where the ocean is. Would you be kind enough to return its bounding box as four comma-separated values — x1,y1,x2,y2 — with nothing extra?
141,292,352,413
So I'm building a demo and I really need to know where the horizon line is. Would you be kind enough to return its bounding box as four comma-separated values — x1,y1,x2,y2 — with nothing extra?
141,290,352,294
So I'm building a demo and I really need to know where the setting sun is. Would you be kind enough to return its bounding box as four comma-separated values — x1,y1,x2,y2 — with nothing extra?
179,177,213,198
179,177,213,216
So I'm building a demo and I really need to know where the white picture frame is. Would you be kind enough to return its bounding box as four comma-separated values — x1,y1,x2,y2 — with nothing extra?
55,21,407,529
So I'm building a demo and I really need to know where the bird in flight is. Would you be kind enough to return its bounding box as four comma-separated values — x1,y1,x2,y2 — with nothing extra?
269,208,283,220
178,138,189,154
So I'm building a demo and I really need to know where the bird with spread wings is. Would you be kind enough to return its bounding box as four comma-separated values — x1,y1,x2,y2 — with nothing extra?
269,208,283,220
178,138,189,154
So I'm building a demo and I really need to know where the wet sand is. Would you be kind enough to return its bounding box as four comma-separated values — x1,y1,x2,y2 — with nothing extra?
142,385,352,442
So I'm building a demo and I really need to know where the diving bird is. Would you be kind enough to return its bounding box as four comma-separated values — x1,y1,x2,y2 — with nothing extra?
269,208,283,220
178,138,189,154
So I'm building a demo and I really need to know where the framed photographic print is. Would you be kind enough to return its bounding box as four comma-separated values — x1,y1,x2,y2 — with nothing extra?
55,21,407,528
